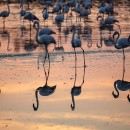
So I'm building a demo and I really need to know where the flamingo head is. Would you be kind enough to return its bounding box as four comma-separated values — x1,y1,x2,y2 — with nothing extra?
33,20,39,29
112,91,119,98
70,25,76,32
97,15,103,21
113,31,120,39
71,104,75,111
127,94,130,102
42,7,47,13
114,19,119,23
33,103,38,111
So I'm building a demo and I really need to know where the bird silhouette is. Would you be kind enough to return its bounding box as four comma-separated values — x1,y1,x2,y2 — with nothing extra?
55,13,64,26
34,20,56,66
113,31,130,50
33,54,56,111
33,20,56,36
20,2,26,28
70,25,86,111
0,0,10,31
42,8,49,27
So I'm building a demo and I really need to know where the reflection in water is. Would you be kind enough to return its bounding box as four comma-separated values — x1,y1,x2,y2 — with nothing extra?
0,31,11,51
83,24,92,48
97,15,121,34
54,26,64,61
112,80,130,102
97,30,115,48
0,0,10,31
33,54,56,111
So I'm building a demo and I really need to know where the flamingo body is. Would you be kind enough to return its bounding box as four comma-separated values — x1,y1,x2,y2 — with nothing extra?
38,85,56,96
39,27,56,36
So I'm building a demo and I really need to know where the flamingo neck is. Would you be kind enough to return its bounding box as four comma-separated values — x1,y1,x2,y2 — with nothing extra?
71,94,75,110
114,33,120,49
36,22,41,44
114,81,119,97
72,30,75,46
7,2,10,14
33,90,39,111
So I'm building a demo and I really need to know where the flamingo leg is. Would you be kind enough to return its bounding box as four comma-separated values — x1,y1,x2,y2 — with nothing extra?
74,48,77,87
30,21,32,43
37,56,40,70
122,48,125,81
81,47,86,67
81,47,86,86
43,50,48,67
3,18,5,31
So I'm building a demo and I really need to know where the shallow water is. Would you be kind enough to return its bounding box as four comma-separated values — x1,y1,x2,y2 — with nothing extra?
0,0,130,130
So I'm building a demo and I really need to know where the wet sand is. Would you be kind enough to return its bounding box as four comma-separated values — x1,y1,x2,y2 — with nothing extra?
0,1,130,130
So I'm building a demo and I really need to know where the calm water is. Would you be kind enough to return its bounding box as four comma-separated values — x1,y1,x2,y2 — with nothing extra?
0,0,130,130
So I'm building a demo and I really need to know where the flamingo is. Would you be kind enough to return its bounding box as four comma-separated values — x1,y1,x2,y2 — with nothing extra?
79,7,91,22
20,3,26,28
113,31,130,71
34,21,56,66
42,8,49,27
71,26,86,110
113,31,130,50
112,31,130,102
71,25,86,67
24,12,39,43
0,0,10,31
55,12,64,26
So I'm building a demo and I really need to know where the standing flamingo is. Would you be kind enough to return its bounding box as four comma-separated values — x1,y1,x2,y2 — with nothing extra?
70,25,86,111
113,31,130,62
34,21,56,66
42,8,49,27
0,0,10,31
112,31,130,102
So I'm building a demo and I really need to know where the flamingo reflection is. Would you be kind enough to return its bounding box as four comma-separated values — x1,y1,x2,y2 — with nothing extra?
112,46,130,102
33,55,56,111
0,0,10,31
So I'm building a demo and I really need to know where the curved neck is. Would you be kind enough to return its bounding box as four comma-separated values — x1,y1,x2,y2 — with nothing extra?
113,81,119,98
7,2,10,14
72,30,75,46
114,33,120,49
71,94,75,110
36,22,41,44
33,90,39,111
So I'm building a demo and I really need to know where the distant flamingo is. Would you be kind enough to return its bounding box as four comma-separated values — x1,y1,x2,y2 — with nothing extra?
20,3,26,28
34,21,56,66
0,0,10,31
42,8,49,27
